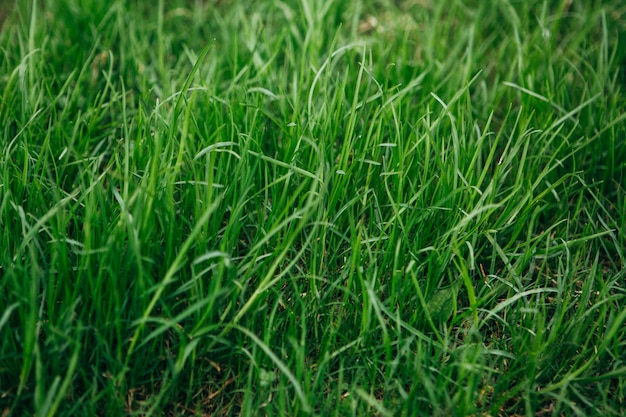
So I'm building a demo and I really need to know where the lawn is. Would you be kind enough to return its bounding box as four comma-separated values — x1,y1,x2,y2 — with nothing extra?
1,0,625,415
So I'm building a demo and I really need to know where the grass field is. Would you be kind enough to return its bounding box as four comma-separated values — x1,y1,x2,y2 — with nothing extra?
1,0,625,415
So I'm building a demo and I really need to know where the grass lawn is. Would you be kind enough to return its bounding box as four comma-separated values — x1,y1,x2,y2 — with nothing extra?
1,0,625,415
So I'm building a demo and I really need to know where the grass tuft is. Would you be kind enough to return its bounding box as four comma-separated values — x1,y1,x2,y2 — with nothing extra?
1,0,625,415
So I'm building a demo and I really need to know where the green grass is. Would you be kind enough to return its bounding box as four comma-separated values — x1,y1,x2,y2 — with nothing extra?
1,0,625,415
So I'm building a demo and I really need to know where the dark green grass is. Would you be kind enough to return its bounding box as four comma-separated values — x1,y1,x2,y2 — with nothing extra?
1,0,625,415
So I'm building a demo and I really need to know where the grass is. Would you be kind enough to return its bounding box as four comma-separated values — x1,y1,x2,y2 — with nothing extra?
1,0,625,415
